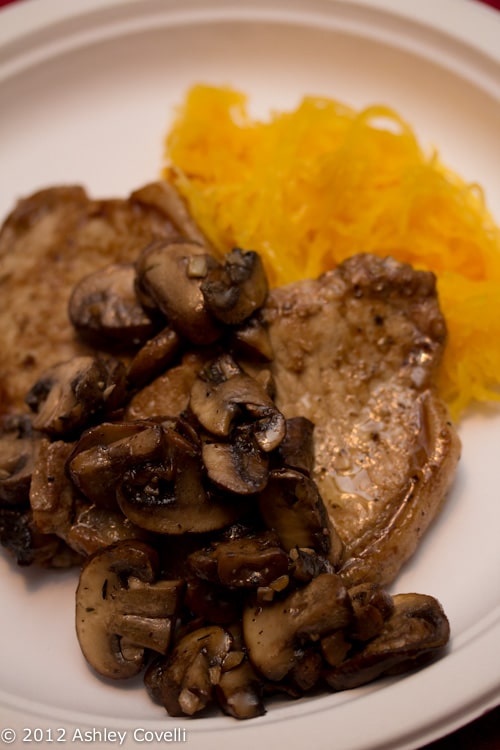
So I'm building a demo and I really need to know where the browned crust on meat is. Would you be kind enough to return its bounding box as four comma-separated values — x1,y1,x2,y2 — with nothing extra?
263,254,461,586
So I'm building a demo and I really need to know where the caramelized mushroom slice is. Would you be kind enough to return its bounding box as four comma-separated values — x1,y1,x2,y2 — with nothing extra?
347,582,395,642
289,546,335,583
25,356,127,436
0,415,41,506
324,593,450,691
320,630,352,668
202,429,270,496
0,506,82,568
136,239,221,345
76,541,184,679
126,326,182,388
145,625,233,716
66,506,151,557
125,351,207,421
201,248,268,325
243,573,352,681
117,425,248,534
68,421,165,508
188,530,289,589
30,439,79,537
276,417,315,476
288,648,324,692
258,468,343,564
68,263,158,348
190,362,286,452
230,316,274,362
216,658,266,719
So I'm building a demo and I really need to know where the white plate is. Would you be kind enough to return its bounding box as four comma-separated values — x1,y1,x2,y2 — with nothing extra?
1,1,499,748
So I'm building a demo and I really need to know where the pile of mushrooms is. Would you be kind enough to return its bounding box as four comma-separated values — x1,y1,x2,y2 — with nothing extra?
0,219,450,720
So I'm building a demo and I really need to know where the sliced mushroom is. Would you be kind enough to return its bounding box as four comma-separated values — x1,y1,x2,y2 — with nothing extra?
188,530,289,589
126,325,182,388
0,415,41,506
324,593,450,691
229,316,274,362
125,351,208,421
75,540,184,679
190,360,286,452
275,417,315,476
144,625,233,716
320,630,352,669
136,239,221,345
347,582,395,642
25,356,127,436
66,505,151,557
288,647,324,692
201,248,268,325
202,431,270,496
243,573,352,681
0,506,82,568
29,438,79,537
117,424,248,534
68,263,158,349
68,421,165,508
216,658,266,719
258,468,343,564
289,546,335,583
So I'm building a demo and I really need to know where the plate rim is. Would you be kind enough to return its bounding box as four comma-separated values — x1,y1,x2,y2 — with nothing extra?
1,1,499,748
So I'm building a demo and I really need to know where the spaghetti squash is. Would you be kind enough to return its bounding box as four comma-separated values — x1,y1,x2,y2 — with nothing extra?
163,84,500,418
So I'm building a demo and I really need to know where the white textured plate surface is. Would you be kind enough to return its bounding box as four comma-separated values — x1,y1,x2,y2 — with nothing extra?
1,1,499,748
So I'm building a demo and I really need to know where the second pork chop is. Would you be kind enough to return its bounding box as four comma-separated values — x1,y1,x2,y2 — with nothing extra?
262,254,461,586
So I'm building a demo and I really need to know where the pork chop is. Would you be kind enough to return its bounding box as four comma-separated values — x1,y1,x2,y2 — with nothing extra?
262,254,461,586
0,182,204,416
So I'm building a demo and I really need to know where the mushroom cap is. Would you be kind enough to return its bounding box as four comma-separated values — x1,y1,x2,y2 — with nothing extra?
144,625,233,717
324,592,450,690
135,239,222,345
201,436,270,496
190,368,285,451
243,573,352,682
0,415,40,506
201,248,268,325
215,658,266,719
68,421,165,509
126,325,181,388
258,468,343,564
25,356,127,436
130,181,209,247
68,263,158,349
188,530,289,589
116,425,248,534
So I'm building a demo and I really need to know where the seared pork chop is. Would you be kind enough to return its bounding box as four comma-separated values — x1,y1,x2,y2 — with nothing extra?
262,255,461,586
0,182,204,416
